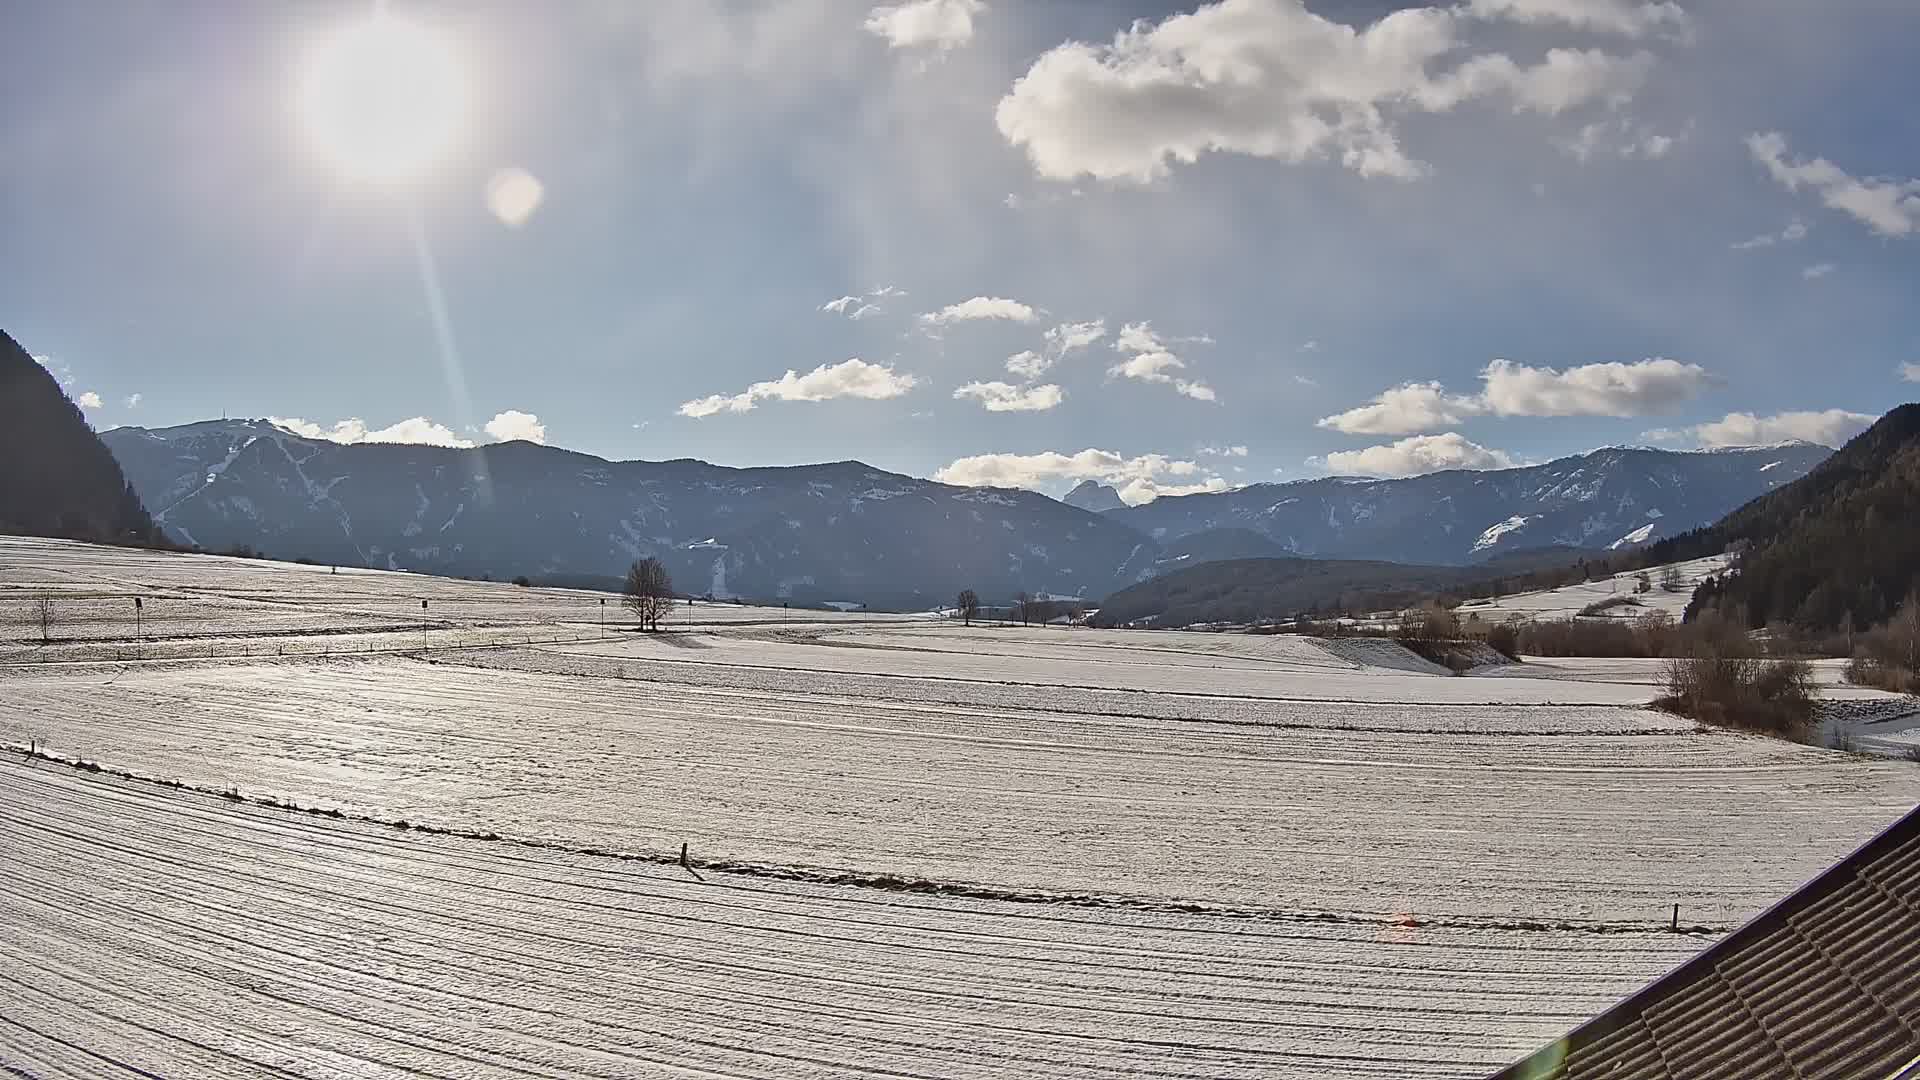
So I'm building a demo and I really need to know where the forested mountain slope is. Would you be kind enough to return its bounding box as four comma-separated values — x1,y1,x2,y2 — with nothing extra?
0,330,163,546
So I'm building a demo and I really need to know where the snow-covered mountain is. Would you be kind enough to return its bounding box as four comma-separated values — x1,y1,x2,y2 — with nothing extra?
102,420,1155,606
1106,444,1830,565
102,421,1831,604
1061,480,1126,513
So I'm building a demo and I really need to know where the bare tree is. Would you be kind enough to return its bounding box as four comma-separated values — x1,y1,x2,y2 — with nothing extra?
35,597,52,645
624,558,675,632
1014,591,1031,627
1660,564,1684,593
955,589,979,627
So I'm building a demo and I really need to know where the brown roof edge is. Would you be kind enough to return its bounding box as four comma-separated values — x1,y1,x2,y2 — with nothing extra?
1486,801,1920,1080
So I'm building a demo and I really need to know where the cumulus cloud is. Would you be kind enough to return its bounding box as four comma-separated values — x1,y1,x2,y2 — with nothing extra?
864,0,985,50
678,358,919,418
270,416,476,448
77,391,103,410
1900,363,1920,384
1323,432,1516,477
1108,322,1215,401
1478,356,1714,417
1319,357,1711,434
1802,262,1836,280
952,381,1064,412
1200,444,1249,457
996,0,1656,183
1462,0,1689,38
124,393,142,408
920,296,1038,325
934,447,1227,504
1317,381,1481,435
1691,409,1875,449
483,410,547,444
1044,319,1107,355
1748,132,1920,238
1004,350,1047,379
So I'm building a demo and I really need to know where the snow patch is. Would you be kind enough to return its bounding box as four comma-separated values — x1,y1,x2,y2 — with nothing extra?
1472,515,1534,553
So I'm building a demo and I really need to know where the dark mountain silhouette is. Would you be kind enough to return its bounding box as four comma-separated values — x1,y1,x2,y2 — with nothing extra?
1642,404,1920,631
0,330,163,546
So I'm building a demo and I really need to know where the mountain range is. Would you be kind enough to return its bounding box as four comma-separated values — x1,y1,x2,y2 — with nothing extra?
100,418,1829,607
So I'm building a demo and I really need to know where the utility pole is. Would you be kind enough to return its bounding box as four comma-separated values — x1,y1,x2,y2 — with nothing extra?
133,596,142,659
420,599,428,652
600,597,606,638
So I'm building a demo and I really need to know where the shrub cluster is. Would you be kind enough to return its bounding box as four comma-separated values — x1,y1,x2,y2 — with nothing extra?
1657,635,1818,737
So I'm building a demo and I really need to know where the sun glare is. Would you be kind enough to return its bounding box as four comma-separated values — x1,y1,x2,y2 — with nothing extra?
298,14,466,183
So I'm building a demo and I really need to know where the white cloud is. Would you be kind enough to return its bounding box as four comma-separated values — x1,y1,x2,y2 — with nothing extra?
952,381,1064,412
1299,340,1319,352
1731,219,1806,251
678,358,919,418
77,391,103,410
1293,374,1319,387
485,167,545,227
483,410,547,444
1004,350,1048,379
823,290,891,320
1317,381,1481,435
868,285,906,299
33,355,75,386
933,447,1226,504
1108,322,1215,401
1691,409,1875,449
270,416,476,448
1556,116,1683,162
863,0,985,51
1200,444,1249,457
1747,132,1920,238
1044,319,1107,356
920,296,1038,325
1323,432,1516,477
997,0,1656,183
1802,262,1836,280
1463,0,1689,38
1900,363,1920,384
124,393,142,409
1318,357,1710,435
1478,357,1712,417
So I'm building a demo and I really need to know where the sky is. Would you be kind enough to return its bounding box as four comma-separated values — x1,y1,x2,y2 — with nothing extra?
4,0,1918,504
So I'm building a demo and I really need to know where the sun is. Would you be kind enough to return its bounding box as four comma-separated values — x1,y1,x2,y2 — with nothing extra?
298,13,466,183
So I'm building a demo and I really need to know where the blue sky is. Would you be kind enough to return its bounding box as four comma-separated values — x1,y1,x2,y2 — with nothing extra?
4,0,1918,502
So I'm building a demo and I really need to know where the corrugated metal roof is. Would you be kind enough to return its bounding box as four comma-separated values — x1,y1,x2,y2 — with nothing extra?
1491,805,1920,1080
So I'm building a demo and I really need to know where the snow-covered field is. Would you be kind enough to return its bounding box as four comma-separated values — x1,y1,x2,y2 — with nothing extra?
1454,554,1732,623
3,536,1918,1078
